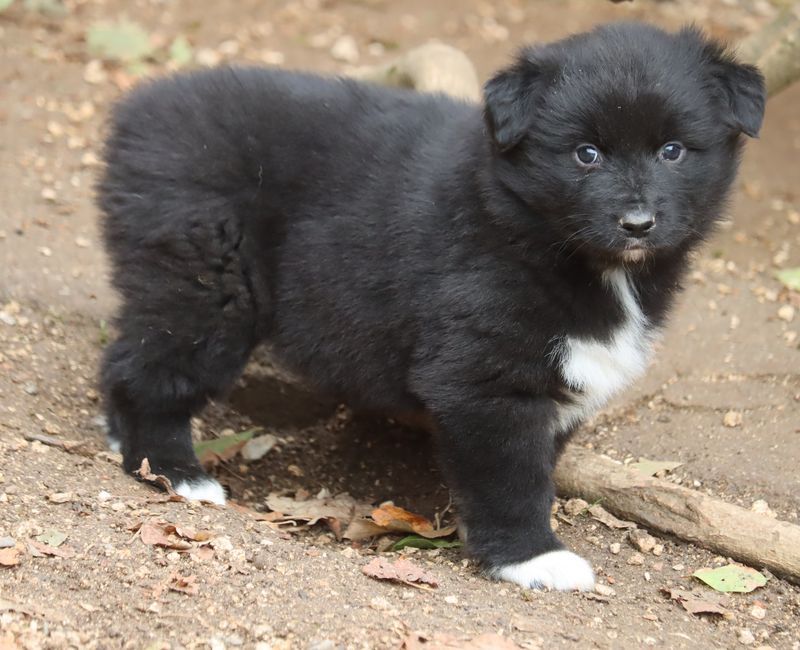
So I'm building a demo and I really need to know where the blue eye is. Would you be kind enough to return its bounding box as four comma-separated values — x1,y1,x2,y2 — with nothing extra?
575,144,601,166
660,142,684,162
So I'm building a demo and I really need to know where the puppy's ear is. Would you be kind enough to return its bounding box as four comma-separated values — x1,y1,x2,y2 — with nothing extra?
711,59,766,137
687,28,766,137
484,52,544,152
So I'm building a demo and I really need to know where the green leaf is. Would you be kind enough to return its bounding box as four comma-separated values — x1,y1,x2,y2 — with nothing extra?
36,529,67,547
692,564,767,593
23,0,65,14
194,429,258,464
0,0,15,13
391,535,462,551
776,267,800,292
168,35,193,67
87,21,154,63
630,458,682,477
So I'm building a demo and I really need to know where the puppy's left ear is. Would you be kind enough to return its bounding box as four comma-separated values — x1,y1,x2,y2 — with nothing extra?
484,51,545,152
711,58,766,137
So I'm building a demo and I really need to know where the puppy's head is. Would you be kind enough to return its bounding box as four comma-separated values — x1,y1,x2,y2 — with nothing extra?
483,23,765,265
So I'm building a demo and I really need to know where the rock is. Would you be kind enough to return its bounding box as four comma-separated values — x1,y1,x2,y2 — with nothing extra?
738,629,756,646
241,434,278,461
723,410,743,428
627,552,645,566
595,583,616,597
609,542,621,555
331,35,359,64
750,499,777,518
777,304,795,322
563,497,589,517
628,529,657,553
83,60,107,85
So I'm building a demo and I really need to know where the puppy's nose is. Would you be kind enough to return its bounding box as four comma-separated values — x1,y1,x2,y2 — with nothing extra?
619,210,655,237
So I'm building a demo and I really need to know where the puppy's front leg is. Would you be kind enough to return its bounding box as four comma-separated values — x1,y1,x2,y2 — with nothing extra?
429,392,595,591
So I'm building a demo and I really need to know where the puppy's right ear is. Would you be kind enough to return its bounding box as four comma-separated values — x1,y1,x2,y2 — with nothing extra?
484,54,543,152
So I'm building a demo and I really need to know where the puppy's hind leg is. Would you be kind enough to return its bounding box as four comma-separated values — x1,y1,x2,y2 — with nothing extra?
101,215,263,504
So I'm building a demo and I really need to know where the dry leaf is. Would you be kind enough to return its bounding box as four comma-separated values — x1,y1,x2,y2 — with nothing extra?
0,548,20,567
134,520,213,550
168,572,199,595
227,501,284,522
629,459,682,477
190,547,215,562
342,518,389,541
134,458,176,495
370,503,457,539
662,587,729,616
588,504,637,530
194,429,257,468
265,492,372,535
361,557,438,588
27,540,76,559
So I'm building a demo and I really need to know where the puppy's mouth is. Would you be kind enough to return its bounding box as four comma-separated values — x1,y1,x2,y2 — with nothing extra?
619,242,650,264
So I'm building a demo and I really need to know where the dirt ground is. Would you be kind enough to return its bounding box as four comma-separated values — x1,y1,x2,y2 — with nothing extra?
1,0,799,648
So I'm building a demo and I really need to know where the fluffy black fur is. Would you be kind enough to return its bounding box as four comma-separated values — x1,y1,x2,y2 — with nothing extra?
99,23,764,579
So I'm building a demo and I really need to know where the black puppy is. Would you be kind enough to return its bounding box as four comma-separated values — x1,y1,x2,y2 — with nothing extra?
98,22,764,591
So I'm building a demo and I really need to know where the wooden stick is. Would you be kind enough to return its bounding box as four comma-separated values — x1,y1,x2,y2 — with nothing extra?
554,447,800,580
349,42,481,102
737,3,800,97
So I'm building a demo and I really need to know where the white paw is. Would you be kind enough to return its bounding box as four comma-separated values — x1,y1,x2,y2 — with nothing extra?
173,478,226,505
490,550,595,591
106,436,122,453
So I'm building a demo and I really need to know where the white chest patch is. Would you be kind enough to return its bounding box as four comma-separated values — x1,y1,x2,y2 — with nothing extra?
552,269,655,433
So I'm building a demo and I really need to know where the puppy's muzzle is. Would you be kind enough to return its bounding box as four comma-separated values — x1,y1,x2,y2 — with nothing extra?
619,210,655,238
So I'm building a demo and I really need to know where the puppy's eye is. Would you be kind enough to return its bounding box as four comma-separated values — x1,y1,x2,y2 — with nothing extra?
574,144,601,166
660,142,684,162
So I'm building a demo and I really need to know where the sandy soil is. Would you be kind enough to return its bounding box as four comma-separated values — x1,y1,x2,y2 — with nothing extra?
1,0,799,648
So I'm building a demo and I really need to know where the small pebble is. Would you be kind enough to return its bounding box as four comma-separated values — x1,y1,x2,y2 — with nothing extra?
738,629,756,646
723,410,743,428
563,498,589,517
595,583,615,597
777,304,795,323
609,542,621,555
628,529,656,553
330,35,359,64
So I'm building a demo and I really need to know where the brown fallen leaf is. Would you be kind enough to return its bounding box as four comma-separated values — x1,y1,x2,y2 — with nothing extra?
369,503,457,539
588,504,637,530
168,572,199,595
662,587,730,616
362,557,438,589
27,540,76,559
132,520,213,550
189,546,215,562
265,491,373,535
228,501,284,523
404,632,521,649
0,548,20,567
342,517,389,541
134,458,176,495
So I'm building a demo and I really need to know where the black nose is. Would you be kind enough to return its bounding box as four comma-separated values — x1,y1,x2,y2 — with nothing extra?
619,211,655,237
